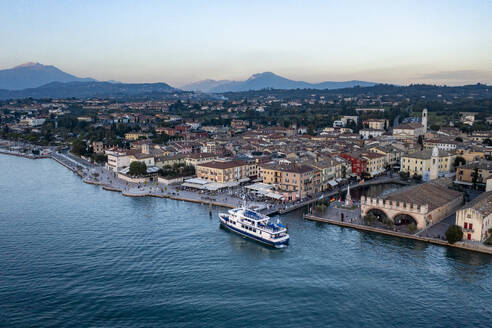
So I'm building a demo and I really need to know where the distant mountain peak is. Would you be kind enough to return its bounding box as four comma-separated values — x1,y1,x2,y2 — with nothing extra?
249,72,277,79
0,62,96,90
15,62,43,68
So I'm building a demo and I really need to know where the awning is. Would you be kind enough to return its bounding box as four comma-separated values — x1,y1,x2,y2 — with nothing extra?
328,180,338,187
245,183,274,193
238,178,250,183
182,182,207,189
184,178,210,185
265,192,284,200
453,180,473,186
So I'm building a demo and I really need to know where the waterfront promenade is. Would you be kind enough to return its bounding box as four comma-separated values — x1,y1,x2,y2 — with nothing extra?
0,140,405,216
2,144,492,256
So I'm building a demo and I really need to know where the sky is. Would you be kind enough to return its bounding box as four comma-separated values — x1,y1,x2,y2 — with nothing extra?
0,0,491,87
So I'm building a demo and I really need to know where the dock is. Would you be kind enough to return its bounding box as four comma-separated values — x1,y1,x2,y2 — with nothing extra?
304,214,492,256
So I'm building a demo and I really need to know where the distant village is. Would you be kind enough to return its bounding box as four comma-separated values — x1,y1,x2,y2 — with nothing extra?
1,91,492,248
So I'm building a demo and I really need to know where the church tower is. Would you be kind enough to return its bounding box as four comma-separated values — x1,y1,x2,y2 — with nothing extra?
429,146,439,180
422,108,428,133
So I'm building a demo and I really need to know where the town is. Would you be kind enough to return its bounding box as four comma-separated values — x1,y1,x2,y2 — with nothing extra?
1,84,492,253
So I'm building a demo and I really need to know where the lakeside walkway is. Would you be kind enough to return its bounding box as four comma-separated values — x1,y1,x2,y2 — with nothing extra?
2,144,491,256
0,143,409,216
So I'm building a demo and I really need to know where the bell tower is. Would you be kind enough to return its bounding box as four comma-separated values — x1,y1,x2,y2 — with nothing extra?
422,108,428,133
429,146,439,180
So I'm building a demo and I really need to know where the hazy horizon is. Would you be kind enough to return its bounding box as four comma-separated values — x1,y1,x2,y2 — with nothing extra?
1,0,491,86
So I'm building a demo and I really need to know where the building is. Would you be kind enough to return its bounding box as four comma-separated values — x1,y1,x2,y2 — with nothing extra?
340,153,367,177
471,131,492,143
456,191,492,241
196,160,249,183
105,147,155,172
359,129,384,140
361,180,463,230
400,147,456,181
455,160,492,187
455,147,485,163
368,145,403,167
92,141,104,154
185,153,219,168
260,163,315,200
355,108,385,113
423,138,459,152
393,109,427,140
363,119,388,130
19,117,46,126
155,154,187,168
341,115,358,125
393,123,426,140
306,158,342,191
105,148,131,172
362,152,387,177
125,132,150,141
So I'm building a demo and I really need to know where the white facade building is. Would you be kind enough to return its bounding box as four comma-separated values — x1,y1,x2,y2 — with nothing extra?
456,191,492,242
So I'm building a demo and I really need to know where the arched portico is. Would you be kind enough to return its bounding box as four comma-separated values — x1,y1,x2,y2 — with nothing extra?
393,213,418,226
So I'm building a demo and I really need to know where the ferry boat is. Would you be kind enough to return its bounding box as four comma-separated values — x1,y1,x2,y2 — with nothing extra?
219,205,289,248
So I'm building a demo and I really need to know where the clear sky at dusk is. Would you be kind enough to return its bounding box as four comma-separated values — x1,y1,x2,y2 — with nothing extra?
1,0,491,86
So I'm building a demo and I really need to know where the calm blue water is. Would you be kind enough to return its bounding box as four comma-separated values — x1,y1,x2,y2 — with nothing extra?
1,155,491,328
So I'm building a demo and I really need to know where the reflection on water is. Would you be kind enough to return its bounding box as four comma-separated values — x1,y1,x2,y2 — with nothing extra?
341,183,402,201
445,247,492,283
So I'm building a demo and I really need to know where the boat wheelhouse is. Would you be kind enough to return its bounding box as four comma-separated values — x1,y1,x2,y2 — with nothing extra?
219,206,289,248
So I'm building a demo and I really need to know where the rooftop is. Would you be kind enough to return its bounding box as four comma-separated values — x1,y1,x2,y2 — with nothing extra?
197,160,247,169
403,149,453,160
384,181,462,211
461,191,492,217
395,122,423,130
261,162,314,173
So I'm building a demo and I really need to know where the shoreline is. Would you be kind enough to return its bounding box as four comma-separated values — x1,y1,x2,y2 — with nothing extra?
3,149,490,256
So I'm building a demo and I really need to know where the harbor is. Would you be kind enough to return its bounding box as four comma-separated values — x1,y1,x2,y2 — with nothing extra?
2,147,491,257
1,153,491,328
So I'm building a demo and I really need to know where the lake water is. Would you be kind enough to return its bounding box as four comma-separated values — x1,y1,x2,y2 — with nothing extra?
1,155,491,327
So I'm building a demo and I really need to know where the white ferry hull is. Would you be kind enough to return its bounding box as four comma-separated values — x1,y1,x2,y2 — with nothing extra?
219,216,289,248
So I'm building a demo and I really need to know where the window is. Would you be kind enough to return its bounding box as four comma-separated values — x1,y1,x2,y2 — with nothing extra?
469,223,473,230
464,222,468,229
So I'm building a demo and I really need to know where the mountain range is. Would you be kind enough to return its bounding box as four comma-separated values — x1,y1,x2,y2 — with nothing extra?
181,72,376,92
0,81,177,100
0,62,95,90
0,63,377,99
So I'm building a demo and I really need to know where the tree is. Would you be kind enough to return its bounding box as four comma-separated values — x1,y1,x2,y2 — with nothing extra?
363,213,377,225
129,161,147,176
71,139,88,156
341,165,347,179
454,156,466,167
446,225,463,244
315,204,327,214
307,126,314,135
455,137,463,142
471,167,479,189
399,171,410,180
93,153,107,164
417,135,423,150
412,173,422,182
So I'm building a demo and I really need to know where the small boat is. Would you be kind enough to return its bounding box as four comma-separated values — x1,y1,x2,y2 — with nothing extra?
219,204,289,248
